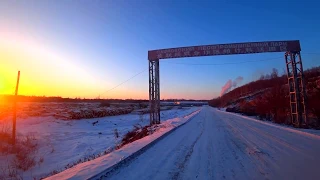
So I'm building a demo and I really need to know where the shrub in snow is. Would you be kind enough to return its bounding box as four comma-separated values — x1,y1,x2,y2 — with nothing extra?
69,108,133,120
99,102,111,107
117,124,157,149
12,134,38,171
0,161,22,180
0,125,13,155
0,125,11,145
13,147,36,171
0,133,39,179
37,156,45,168
139,113,144,123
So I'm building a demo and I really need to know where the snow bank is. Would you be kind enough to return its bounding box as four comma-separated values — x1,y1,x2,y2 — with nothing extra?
45,109,201,180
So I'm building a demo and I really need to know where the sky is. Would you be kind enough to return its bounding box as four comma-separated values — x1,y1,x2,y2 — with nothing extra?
0,0,319,100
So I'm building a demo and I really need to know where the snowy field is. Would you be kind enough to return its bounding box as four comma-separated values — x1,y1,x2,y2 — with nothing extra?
0,102,200,179
47,108,201,180
0,102,134,120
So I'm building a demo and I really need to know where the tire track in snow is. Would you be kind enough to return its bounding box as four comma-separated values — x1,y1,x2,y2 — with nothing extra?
220,119,265,179
216,112,270,179
170,114,205,180
204,111,215,180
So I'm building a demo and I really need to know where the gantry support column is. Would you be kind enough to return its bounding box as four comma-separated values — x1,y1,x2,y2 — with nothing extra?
149,59,160,125
285,51,308,128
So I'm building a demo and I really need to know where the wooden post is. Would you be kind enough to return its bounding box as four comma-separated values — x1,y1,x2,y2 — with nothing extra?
12,71,20,145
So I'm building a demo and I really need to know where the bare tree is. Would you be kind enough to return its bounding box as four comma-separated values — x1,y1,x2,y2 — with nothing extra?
271,68,279,79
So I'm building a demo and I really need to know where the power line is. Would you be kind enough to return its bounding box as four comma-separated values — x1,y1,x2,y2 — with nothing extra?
94,52,320,99
97,69,148,98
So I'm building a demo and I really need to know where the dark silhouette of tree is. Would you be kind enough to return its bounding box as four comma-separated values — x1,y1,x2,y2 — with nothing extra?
265,74,271,80
271,68,279,79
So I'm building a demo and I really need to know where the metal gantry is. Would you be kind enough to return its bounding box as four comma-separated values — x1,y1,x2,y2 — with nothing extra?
148,41,308,128
149,60,160,125
285,51,308,127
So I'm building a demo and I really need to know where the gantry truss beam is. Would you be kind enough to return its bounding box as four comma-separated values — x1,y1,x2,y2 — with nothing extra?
149,60,160,125
285,51,308,127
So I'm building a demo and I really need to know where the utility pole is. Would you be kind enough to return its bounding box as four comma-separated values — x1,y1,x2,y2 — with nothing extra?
12,71,20,145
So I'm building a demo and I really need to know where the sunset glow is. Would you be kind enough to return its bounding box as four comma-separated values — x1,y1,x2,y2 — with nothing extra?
0,28,151,99
1,0,319,100
1,31,106,98
1,1,320,179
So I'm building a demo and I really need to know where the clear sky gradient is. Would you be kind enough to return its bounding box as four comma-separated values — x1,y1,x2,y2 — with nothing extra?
1,0,319,100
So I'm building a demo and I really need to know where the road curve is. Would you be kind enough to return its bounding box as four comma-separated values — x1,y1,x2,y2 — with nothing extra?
103,107,320,180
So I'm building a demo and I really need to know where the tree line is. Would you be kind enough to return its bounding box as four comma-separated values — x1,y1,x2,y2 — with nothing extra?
209,66,320,128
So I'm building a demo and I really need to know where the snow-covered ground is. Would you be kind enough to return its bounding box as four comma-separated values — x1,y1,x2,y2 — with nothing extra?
0,104,200,179
46,108,201,180
99,107,320,180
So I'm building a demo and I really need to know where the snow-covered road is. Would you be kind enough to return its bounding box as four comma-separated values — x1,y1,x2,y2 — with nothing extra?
103,107,320,180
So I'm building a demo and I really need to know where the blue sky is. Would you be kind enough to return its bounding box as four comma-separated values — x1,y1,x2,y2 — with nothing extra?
1,0,319,99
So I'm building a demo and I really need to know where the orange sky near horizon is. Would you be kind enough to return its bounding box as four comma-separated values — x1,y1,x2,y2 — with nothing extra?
0,33,148,100
0,41,200,100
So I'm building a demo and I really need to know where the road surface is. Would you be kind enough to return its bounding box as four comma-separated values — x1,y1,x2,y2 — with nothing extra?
103,107,320,180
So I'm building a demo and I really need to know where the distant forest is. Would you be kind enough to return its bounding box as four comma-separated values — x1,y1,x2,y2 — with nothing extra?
0,95,207,103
